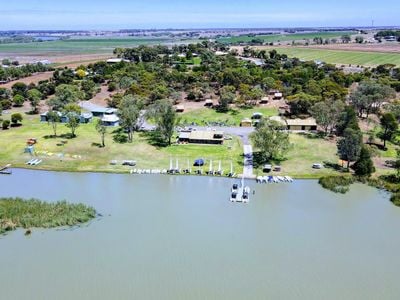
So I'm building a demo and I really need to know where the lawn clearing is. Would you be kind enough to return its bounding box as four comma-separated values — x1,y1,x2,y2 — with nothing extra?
180,107,278,126
0,116,244,174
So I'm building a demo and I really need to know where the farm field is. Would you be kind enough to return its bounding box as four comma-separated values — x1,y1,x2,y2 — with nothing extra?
217,31,355,44
0,37,178,56
271,47,400,66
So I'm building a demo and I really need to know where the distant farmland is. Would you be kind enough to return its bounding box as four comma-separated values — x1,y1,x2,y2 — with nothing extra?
0,37,177,55
217,31,356,44
274,47,400,66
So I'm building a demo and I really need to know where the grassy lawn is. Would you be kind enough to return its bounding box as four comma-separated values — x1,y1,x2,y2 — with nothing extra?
180,107,278,126
253,133,339,178
0,116,244,174
275,47,400,66
217,31,355,44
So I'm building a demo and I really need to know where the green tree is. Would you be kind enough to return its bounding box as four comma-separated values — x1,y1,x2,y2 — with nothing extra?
336,106,360,136
217,86,236,113
337,128,363,169
250,119,290,161
11,113,23,125
341,34,351,43
350,82,395,118
12,94,25,107
65,113,80,137
118,95,143,143
311,100,345,134
355,36,364,44
353,146,375,177
47,84,83,110
378,112,398,149
47,111,60,137
27,89,42,113
11,82,28,97
95,119,107,147
150,100,178,146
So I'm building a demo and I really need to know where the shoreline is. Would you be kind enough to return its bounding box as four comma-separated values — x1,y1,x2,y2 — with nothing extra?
5,165,348,180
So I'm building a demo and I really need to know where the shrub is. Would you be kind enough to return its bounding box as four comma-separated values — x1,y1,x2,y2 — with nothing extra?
11,113,23,125
13,94,25,107
390,193,400,207
319,176,355,194
2,119,10,129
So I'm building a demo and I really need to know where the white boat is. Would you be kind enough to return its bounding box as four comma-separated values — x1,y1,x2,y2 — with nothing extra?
26,159,35,165
34,159,42,165
277,176,285,182
272,176,279,183
29,159,39,165
284,176,293,182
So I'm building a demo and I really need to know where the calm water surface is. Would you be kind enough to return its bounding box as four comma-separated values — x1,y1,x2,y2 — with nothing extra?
1,169,400,300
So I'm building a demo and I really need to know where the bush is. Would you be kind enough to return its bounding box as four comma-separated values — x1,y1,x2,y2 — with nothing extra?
390,193,400,207
11,113,23,125
2,119,10,129
13,94,25,107
319,176,355,194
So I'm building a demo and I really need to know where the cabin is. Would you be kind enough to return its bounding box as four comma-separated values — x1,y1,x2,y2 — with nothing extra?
80,112,93,123
178,130,224,145
40,111,93,124
273,92,283,100
240,118,253,127
101,114,120,127
79,102,117,117
286,118,317,131
270,116,317,132
204,99,214,107
106,58,130,64
175,105,185,113
40,111,62,122
260,96,269,104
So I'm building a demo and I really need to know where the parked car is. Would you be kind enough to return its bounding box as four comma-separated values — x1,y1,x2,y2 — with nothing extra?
122,160,136,166
312,163,323,169
193,158,205,166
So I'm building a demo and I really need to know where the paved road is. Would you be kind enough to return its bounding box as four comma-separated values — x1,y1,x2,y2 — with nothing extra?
243,144,254,177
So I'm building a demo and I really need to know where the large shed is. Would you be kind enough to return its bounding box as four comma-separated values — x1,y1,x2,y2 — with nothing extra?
178,130,224,145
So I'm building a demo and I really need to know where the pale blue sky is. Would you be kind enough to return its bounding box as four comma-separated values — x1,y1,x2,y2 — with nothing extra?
0,0,398,30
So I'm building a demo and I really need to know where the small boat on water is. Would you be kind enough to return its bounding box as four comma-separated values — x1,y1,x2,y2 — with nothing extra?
231,183,239,193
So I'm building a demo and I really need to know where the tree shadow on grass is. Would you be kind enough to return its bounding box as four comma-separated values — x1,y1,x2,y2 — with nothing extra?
91,142,104,148
249,152,287,169
323,161,343,171
139,131,168,148
59,133,75,139
297,132,326,140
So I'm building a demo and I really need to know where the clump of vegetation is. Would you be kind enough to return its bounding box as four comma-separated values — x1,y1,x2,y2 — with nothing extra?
390,193,400,207
319,176,355,194
0,197,96,235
